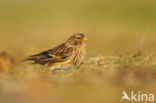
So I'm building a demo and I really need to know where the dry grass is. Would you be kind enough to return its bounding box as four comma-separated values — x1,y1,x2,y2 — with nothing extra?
0,51,156,103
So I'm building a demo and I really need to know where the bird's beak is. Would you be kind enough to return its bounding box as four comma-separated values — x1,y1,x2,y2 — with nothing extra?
83,37,88,42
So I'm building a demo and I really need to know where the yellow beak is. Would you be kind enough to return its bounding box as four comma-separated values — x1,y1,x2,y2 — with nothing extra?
83,37,88,42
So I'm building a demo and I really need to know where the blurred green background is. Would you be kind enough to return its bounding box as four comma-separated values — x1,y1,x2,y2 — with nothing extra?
0,0,156,59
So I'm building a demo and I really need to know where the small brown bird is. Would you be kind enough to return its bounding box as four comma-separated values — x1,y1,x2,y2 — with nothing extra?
24,33,87,70
0,52,15,71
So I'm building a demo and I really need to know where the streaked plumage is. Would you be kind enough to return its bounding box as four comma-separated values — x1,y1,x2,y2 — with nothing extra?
24,33,87,70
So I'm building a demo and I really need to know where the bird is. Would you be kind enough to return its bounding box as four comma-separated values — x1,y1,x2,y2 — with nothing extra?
24,33,88,70
0,52,15,71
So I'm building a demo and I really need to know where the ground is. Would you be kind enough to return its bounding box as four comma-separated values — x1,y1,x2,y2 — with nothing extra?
0,51,156,103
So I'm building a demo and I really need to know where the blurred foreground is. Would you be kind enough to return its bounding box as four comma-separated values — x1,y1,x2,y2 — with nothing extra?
0,52,156,103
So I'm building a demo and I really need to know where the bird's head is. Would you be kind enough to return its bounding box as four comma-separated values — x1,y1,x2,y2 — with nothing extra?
66,33,87,47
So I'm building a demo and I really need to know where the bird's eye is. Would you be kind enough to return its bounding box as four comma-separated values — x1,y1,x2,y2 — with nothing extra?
77,37,81,40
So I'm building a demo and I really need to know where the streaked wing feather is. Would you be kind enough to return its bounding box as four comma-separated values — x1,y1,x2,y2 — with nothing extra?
25,43,73,65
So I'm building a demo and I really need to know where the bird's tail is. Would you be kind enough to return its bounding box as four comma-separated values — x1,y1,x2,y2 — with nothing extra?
22,57,39,64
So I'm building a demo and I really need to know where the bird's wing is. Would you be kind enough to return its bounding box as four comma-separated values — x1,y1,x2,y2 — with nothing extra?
24,43,73,65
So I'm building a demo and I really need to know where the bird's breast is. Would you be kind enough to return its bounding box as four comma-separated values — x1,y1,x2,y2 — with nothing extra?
70,45,86,67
